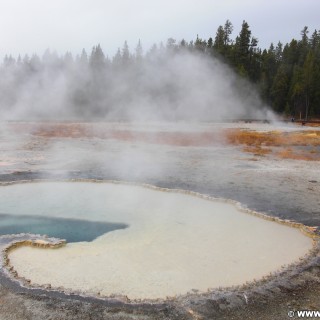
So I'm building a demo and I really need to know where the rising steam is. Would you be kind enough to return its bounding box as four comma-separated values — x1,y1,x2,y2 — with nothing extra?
0,45,275,121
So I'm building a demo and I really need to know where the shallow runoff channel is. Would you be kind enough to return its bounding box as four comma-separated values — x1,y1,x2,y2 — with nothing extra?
0,181,314,300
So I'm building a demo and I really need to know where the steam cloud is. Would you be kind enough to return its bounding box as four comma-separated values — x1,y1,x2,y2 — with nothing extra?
0,46,275,121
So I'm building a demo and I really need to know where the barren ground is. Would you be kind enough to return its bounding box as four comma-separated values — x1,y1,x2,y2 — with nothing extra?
0,121,319,319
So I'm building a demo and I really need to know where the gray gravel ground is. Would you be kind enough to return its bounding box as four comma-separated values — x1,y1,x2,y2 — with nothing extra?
0,122,319,319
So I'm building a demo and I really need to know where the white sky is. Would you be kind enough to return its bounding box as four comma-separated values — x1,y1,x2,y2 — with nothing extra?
0,0,319,58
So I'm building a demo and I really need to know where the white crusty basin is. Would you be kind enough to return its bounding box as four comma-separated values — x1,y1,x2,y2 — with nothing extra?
1,181,314,300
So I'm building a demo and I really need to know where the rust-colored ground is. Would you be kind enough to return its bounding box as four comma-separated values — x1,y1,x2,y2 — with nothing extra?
8,123,224,147
226,129,320,161
8,122,320,161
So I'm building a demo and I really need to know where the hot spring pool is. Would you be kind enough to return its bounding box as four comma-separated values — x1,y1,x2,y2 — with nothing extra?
0,214,127,242
0,181,314,300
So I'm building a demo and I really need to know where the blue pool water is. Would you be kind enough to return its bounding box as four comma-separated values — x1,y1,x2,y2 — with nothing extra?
0,213,127,243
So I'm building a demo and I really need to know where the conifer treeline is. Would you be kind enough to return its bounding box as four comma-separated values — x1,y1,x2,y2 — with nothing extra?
208,21,320,118
1,20,319,118
167,20,320,118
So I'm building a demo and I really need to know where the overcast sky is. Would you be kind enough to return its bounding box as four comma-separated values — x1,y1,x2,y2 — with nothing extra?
0,0,319,59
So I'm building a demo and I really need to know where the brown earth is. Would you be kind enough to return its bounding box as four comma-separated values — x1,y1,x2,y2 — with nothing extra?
7,122,223,146
8,122,320,161
226,128,320,161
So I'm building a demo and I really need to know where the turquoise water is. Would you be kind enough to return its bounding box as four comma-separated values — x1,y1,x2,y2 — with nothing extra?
0,214,127,243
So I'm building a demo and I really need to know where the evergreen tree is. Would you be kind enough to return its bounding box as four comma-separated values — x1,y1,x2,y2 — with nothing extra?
271,65,290,113
194,35,207,52
302,51,315,118
166,38,177,53
29,54,42,73
223,20,233,46
79,49,88,67
214,25,225,54
289,65,304,118
89,44,105,71
260,44,277,103
112,48,122,67
275,42,283,63
233,20,253,76
122,41,130,65
135,39,143,61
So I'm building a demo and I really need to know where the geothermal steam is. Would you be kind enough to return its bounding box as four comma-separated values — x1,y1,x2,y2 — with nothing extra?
0,49,274,121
